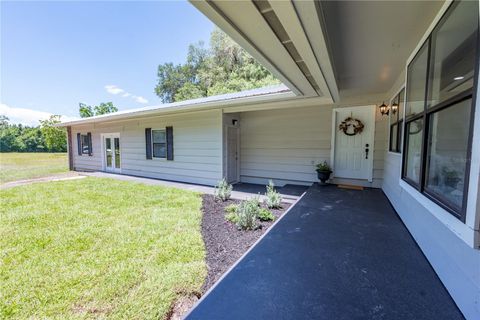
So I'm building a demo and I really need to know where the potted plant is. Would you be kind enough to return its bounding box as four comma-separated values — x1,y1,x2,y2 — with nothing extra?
316,161,332,184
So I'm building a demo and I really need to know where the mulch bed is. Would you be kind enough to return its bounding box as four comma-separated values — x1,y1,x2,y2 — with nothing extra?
200,194,290,292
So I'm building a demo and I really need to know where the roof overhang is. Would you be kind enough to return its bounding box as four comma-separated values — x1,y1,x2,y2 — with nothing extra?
190,0,339,103
57,85,297,127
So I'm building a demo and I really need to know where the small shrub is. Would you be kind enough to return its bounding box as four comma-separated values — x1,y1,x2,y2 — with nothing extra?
265,180,282,209
225,203,238,214
214,178,233,201
225,211,239,224
258,208,275,221
236,198,260,230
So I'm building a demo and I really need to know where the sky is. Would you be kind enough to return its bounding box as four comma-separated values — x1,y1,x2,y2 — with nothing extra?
0,0,214,125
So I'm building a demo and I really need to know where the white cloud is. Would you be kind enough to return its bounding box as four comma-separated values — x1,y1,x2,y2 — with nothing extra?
104,85,149,104
104,85,124,95
133,95,148,104
0,103,78,126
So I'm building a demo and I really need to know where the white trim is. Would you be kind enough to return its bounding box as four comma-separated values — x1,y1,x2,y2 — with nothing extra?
399,179,475,247
183,190,307,319
330,105,376,182
387,85,405,155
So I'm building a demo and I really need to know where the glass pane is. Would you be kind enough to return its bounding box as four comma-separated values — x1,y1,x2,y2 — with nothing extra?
153,143,166,158
390,124,398,152
428,1,478,108
152,130,166,143
105,138,112,167
390,94,399,123
82,135,89,154
114,138,120,168
425,98,471,210
398,88,405,121
406,42,428,117
404,119,423,184
398,120,403,153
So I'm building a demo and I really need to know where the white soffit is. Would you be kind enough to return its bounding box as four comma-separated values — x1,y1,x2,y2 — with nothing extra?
269,0,339,102
190,0,338,103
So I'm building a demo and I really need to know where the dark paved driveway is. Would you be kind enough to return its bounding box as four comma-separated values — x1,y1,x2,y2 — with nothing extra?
186,184,464,320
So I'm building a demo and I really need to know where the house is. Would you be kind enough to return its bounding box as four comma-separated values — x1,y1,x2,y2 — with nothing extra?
58,0,480,318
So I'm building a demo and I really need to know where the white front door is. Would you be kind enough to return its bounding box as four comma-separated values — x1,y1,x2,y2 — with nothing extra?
227,126,239,183
103,134,121,173
333,106,375,181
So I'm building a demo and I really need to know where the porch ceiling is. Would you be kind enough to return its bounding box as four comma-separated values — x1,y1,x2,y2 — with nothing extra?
320,0,444,99
191,0,444,103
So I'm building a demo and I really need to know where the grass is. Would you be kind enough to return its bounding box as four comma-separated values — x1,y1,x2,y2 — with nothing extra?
0,177,206,319
0,153,68,183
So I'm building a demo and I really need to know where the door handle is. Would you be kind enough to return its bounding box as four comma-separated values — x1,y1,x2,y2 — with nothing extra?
365,144,369,159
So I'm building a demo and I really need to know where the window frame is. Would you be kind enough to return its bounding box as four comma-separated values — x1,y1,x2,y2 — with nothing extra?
80,134,90,155
389,87,405,153
401,0,479,221
151,129,167,159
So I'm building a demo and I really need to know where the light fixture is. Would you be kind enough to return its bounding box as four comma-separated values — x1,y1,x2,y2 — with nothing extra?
379,102,389,116
391,102,398,115
453,76,464,81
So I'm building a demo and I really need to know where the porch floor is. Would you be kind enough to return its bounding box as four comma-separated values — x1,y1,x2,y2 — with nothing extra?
186,184,464,320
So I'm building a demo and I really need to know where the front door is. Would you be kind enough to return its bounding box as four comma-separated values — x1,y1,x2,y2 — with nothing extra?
104,134,121,173
333,106,375,181
227,126,239,183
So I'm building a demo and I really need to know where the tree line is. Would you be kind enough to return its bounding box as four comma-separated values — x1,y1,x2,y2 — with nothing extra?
0,102,118,153
0,115,66,152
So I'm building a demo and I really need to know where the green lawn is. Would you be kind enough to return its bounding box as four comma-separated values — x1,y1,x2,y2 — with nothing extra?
0,177,206,319
0,153,68,183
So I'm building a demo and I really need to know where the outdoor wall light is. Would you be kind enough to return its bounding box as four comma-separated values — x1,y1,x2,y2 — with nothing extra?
391,102,398,115
379,102,389,116
232,119,238,126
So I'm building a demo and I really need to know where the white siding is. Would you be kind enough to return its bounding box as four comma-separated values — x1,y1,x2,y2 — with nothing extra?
382,153,480,320
71,110,223,186
239,105,387,187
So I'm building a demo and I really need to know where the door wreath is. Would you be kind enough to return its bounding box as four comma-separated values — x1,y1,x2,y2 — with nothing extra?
339,117,364,136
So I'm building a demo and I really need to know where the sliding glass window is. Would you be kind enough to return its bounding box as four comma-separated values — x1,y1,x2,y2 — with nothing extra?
402,0,478,220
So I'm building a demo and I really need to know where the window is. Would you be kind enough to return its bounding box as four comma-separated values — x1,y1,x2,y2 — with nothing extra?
81,134,90,154
402,0,478,220
389,88,405,153
152,129,166,158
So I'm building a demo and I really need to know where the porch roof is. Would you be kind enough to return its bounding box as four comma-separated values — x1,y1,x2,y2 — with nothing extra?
185,184,464,319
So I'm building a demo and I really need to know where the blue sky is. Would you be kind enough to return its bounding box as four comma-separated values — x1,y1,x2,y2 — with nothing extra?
0,0,214,125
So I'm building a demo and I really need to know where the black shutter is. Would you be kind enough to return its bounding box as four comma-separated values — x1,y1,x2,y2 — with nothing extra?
166,126,174,161
77,133,82,155
145,128,152,159
87,132,92,156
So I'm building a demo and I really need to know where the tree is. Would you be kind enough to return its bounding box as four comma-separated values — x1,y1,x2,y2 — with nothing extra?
79,102,117,118
79,103,94,118
154,28,279,103
94,102,118,115
40,115,66,152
